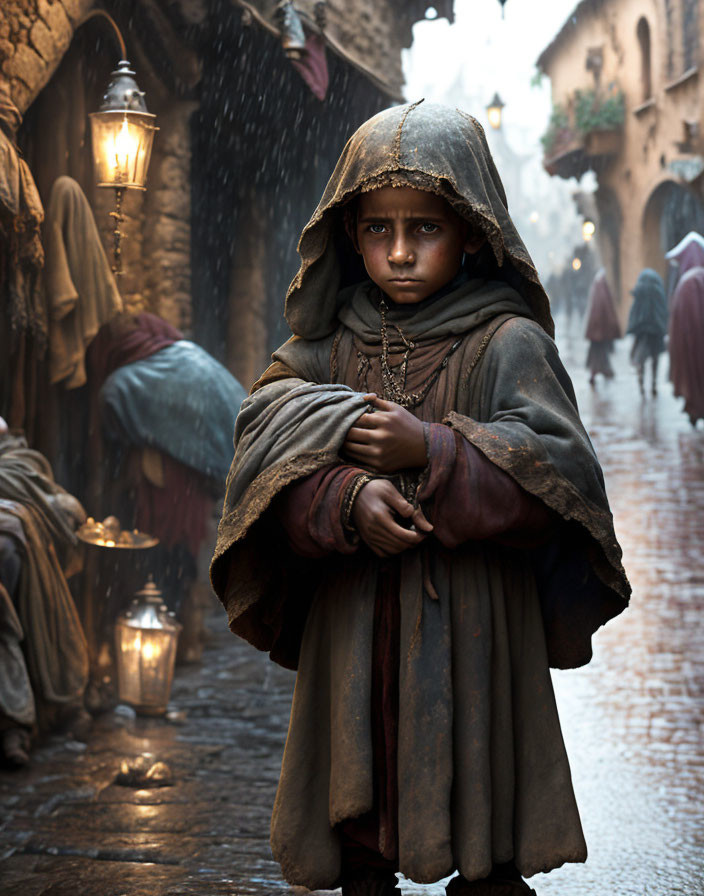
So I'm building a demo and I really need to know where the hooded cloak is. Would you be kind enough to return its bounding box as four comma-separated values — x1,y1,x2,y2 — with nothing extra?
668,266,704,424
211,103,629,888
284,100,554,340
665,231,704,280
584,269,621,342
626,268,667,339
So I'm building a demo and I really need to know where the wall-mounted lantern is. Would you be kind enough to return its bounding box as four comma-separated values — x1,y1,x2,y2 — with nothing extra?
83,10,158,275
114,578,181,716
486,93,505,130
582,219,596,242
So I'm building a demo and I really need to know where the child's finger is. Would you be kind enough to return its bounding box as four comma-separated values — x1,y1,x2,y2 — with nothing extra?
379,521,426,548
368,395,398,412
345,426,374,443
350,414,381,431
411,506,434,533
385,487,414,518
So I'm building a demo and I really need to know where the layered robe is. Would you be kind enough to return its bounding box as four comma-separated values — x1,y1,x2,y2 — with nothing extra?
210,102,629,889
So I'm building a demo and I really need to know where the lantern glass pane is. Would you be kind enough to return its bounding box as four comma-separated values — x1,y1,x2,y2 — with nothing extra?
487,107,502,130
90,110,157,190
115,622,178,714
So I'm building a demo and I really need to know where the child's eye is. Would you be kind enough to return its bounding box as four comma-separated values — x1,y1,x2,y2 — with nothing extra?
419,223,439,233
368,224,387,234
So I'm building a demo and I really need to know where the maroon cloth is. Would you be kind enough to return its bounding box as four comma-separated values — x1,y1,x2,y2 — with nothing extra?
135,453,212,557
86,311,182,386
584,270,621,343
291,32,329,101
276,464,362,557
669,266,704,424
417,424,554,546
671,238,704,279
278,425,555,870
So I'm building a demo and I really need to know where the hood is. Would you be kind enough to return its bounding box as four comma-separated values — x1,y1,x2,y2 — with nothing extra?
665,231,704,277
627,268,667,336
284,100,554,340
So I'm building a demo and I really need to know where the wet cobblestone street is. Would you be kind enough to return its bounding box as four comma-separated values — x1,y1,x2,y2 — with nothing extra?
1,316,703,896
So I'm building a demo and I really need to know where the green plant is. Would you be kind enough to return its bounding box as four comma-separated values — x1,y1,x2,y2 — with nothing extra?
541,103,570,156
574,87,625,135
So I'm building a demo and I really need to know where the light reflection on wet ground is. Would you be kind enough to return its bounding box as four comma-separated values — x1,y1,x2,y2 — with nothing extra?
525,319,704,896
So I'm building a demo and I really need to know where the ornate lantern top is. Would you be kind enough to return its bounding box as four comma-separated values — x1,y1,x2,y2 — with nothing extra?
119,577,180,634
98,59,150,113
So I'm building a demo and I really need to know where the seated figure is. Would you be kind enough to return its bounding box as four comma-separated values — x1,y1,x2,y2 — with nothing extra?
0,416,89,766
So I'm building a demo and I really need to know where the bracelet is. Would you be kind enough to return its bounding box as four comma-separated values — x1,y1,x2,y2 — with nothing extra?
342,473,374,531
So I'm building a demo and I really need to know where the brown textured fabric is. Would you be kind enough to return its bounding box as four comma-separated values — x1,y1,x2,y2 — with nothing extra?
210,107,629,888
45,176,123,389
210,279,629,888
0,435,88,728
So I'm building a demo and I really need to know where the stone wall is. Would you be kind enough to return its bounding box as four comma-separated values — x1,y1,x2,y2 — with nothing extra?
0,0,92,113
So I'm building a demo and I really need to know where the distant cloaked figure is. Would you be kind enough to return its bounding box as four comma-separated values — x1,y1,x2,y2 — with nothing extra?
665,231,704,299
668,267,704,426
627,268,667,397
584,268,621,386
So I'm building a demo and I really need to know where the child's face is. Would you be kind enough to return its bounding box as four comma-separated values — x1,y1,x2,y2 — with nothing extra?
352,186,485,304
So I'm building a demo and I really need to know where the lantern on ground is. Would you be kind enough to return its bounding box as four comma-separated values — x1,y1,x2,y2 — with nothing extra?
114,578,181,716
89,58,157,275
486,93,505,130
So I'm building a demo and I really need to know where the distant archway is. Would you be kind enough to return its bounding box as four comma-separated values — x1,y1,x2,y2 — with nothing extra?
637,17,652,101
642,180,704,277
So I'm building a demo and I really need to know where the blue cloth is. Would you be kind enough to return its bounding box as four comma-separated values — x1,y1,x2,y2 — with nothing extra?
100,341,246,482
627,268,668,337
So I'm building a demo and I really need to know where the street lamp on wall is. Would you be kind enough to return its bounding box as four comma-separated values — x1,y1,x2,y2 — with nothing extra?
83,11,157,275
582,219,596,242
486,93,505,130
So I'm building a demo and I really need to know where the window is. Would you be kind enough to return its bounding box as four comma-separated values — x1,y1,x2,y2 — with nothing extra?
682,0,699,71
637,17,652,100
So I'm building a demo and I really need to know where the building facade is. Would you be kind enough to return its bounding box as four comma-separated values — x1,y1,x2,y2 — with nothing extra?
538,0,704,317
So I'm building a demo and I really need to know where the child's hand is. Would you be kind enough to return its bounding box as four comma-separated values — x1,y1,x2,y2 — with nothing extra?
352,479,433,557
344,394,427,473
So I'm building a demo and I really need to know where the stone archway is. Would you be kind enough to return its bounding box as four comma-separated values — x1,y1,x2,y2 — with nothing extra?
642,180,704,278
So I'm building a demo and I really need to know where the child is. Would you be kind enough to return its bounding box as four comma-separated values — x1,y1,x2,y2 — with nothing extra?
210,102,630,896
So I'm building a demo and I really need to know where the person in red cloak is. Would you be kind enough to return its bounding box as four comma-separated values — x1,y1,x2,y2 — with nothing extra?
669,267,704,426
583,269,621,386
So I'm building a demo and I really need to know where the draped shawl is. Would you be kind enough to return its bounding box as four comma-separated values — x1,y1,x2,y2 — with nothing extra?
627,268,667,337
210,104,629,888
0,435,88,725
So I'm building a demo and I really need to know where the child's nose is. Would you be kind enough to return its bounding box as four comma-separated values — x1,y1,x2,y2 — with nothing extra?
388,236,414,265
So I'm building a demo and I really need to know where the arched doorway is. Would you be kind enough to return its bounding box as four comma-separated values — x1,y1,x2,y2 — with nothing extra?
642,180,704,276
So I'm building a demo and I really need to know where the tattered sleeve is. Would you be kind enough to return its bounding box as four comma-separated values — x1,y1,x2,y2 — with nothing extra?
417,424,555,547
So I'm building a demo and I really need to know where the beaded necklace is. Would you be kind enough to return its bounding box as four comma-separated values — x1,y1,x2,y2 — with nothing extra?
378,298,463,408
